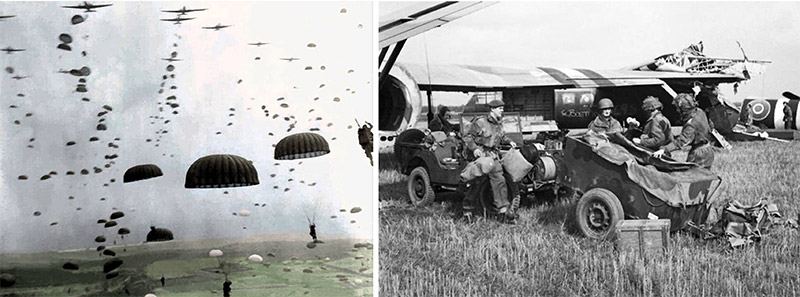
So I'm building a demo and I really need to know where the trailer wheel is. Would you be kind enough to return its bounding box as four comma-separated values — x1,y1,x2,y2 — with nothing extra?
407,167,435,207
575,188,623,240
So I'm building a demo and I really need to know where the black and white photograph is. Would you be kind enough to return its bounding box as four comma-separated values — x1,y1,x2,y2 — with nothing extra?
379,2,800,296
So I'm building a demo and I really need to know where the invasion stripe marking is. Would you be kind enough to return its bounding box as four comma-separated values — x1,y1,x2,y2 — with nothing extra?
575,68,616,88
538,67,575,87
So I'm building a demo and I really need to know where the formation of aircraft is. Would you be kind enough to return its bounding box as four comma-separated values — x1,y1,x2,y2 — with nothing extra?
2,46,25,54
61,2,112,12
377,2,773,143
249,42,269,47
161,6,207,16
160,16,195,25
202,23,232,31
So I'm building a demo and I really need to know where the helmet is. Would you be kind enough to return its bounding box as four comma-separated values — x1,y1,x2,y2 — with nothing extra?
596,98,614,109
642,96,662,112
673,93,696,111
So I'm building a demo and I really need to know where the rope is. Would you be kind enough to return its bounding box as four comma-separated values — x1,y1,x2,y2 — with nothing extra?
423,32,433,98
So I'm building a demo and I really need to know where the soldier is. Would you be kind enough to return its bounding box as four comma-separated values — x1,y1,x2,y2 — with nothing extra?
222,279,232,297
587,98,623,135
783,102,793,129
357,121,373,166
309,223,317,242
462,99,518,223
429,105,456,134
653,93,715,169
742,102,754,127
633,96,674,153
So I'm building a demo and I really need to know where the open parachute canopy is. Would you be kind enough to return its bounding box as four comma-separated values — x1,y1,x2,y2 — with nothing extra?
274,132,330,160
62,262,79,270
185,154,259,188
110,211,124,220
103,258,123,273
209,249,223,257
146,226,174,242
124,164,163,183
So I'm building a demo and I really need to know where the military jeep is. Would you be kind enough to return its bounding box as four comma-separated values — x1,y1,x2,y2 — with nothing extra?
393,112,567,208
394,114,722,240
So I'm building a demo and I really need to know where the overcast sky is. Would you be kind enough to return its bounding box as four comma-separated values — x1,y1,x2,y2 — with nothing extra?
0,1,372,253
380,1,800,105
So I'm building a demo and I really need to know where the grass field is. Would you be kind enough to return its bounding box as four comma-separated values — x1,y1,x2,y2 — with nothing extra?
0,235,372,297
379,140,800,296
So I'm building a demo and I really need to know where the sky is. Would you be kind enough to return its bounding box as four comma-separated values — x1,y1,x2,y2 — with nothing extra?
379,1,800,105
0,1,373,253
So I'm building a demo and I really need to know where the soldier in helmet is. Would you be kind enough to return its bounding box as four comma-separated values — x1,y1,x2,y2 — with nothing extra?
653,93,715,169
633,96,674,153
588,98,624,135
462,99,519,223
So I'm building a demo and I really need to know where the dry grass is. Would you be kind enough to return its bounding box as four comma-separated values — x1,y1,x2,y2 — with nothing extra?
379,140,800,296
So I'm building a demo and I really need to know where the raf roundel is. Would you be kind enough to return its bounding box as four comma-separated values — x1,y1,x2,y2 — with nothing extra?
750,99,771,121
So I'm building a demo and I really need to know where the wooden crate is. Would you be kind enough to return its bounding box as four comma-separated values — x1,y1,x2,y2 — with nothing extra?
615,219,670,257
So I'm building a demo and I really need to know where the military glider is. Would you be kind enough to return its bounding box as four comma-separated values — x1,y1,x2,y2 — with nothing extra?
161,6,207,15
160,16,194,25
202,23,232,31
61,2,112,12
1,47,24,54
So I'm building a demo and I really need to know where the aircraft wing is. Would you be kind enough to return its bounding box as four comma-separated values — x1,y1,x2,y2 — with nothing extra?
564,69,746,86
397,63,678,91
161,9,183,13
379,2,497,49
91,4,112,8
61,5,85,9
187,8,207,12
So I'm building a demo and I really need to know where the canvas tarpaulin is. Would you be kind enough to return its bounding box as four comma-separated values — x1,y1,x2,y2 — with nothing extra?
583,134,721,208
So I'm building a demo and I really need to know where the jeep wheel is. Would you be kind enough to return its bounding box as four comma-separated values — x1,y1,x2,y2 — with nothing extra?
407,167,435,207
575,188,623,240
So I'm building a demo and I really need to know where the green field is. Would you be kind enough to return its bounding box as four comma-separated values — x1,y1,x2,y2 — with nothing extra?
380,140,800,296
0,236,372,297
